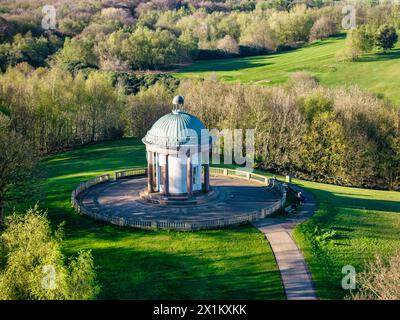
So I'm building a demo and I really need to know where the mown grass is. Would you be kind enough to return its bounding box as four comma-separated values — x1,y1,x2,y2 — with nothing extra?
6,138,284,300
6,139,400,300
175,35,400,106
291,180,400,300
182,162,400,299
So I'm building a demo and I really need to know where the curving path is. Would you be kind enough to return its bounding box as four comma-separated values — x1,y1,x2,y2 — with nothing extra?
252,185,318,300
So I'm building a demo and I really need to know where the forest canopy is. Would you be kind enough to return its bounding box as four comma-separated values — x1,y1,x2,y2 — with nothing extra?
1,0,399,71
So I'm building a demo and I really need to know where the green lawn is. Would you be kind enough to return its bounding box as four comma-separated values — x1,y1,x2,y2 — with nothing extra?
6,138,284,300
6,138,400,300
291,180,400,300
175,36,400,106
215,164,400,299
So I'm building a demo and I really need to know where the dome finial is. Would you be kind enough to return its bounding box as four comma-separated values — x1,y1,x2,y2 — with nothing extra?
172,95,185,113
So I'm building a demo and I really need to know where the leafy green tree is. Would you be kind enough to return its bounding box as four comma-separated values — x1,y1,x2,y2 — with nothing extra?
298,112,347,180
178,29,199,61
375,24,398,52
0,207,100,300
95,29,130,71
82,71,124,142
240,17,278,51
0,32,62,71
0,43,17,72
269,5,314,44
298,93,333,123
55,37,98,68
123,26,179,70
336,27,375,62
352,26,376,53
0,115,37,228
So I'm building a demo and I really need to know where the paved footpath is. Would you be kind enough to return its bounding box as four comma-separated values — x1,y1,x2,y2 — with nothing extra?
252,185,318,300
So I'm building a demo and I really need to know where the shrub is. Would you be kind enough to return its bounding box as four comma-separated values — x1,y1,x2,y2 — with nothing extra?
286,71,319,94
335,46,360,62
352,254,400,300
352,26,376,53
336,27,375,62
309,17,337,41
375,24,398,52
0,207,100,300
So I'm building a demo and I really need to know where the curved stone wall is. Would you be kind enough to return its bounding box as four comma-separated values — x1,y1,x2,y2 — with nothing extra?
71,167,287,231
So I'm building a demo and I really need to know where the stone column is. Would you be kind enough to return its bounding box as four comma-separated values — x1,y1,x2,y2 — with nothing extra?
147,151,154,193
187,156,192,196
203,164,210,193
164,154,169,195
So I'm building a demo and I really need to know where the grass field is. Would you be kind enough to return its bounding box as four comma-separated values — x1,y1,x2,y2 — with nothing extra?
175,36,400,106
6,139,284,300
6,138,400,299
292,180,400,300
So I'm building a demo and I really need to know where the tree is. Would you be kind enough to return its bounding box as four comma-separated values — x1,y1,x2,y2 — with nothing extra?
309,17,337,41
54,37,98,68
352,26,376,53
336,26,375,62
0,207,100,299
0,115,37,228
240,18,278,51
375,24,398,52
95,30,130,71
217,35,239,54
124,82,172,137
122,26,179,70
269,5,314,44
298,112,347,180
0,16,12,43
298,93,333,123
0,32,62,71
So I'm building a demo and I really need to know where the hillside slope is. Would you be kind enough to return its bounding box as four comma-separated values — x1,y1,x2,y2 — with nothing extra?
176,36,400,106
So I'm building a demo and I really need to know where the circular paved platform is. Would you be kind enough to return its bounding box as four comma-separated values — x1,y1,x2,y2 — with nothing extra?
78,176,281,226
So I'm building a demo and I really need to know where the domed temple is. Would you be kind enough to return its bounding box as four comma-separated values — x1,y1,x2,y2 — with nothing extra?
142,96,211,197
74,96,286,231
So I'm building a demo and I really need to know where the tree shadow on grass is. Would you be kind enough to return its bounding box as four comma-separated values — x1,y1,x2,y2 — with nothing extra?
298,186,400,243
356,48,400,62
58,220,284,299
67,230,285,300
180,58,274,73
306,187,400,214
41,138,146,178
93,247,283,300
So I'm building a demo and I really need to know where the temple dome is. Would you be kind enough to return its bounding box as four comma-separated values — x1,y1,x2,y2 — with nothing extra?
142,110,209,148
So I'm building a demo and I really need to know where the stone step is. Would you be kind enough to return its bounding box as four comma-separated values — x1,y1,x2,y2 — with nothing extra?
162,200,198,206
